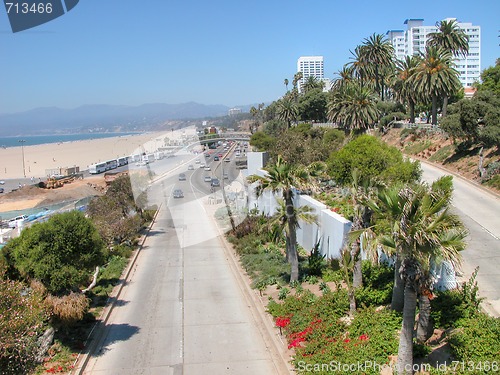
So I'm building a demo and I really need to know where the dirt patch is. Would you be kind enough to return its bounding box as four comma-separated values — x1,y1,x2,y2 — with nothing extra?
0,176,105,212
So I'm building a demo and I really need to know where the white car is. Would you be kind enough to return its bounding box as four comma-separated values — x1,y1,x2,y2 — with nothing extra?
199,164,205,168
195,159,201,164
204,176,212,182
204,166,211,171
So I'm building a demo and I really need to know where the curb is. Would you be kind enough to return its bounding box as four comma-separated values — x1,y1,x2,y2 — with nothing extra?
71,204,162,375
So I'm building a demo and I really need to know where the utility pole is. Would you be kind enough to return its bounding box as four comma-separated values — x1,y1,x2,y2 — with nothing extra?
19,139,26,178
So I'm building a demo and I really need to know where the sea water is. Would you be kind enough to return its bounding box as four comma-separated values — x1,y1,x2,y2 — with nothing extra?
0,133,138,148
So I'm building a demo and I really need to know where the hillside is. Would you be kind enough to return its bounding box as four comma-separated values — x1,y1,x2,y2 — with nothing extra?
381,128,500,194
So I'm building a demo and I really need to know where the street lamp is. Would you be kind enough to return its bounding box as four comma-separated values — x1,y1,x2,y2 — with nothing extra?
19,140,26,178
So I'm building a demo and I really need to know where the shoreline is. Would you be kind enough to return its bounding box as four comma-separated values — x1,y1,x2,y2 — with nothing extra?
0,132,168,179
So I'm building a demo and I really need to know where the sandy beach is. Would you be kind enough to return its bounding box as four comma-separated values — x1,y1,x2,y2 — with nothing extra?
0,132,169,180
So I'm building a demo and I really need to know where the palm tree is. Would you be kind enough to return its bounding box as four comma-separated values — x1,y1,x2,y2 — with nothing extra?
284,78,289,92
302,76,325,93
369,182,466,374
266,199,317,263
410,46,461,125
276,96,298,129
327,81,380,133
427,19,469,116
394,56,421,123
346,46,372,88
427,19,469,58
332,66,355,92
361,33,395,100
247,156,325,282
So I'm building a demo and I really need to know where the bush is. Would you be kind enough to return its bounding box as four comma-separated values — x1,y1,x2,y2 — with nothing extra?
5,211,106,295
449,313,500,365
327,135,421,186
0,279,51,374
46,292,89,327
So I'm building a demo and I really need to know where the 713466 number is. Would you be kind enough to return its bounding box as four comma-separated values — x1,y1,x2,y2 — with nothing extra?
5,2,53,14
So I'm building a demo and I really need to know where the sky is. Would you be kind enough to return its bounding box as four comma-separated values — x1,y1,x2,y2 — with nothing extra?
0,0,499,114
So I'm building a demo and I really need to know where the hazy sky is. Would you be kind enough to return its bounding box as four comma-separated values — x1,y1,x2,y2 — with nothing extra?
0,0,498,113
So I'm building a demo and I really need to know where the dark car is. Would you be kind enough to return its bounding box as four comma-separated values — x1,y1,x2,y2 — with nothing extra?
211,178,220,187
0,187,3,193
173,189,184,198
213,156,219,161
178,173,186,181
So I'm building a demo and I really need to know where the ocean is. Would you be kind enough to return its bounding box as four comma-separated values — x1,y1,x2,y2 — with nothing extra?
0,133,138,148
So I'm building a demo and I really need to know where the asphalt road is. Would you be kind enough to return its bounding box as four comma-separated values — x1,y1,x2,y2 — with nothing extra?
82,146,286,374
419,161,500,317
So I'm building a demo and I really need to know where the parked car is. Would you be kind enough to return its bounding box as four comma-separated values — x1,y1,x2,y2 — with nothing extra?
173,189,184,198
211,178,220,187
188,164,194,170
178,173,186,181
8,215,28,228
204,176,212,182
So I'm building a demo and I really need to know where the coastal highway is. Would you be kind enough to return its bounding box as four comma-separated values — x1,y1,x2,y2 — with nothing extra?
419,161,500,317
81,146,288,374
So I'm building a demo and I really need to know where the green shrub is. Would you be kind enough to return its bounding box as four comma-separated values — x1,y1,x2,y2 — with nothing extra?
449,313,500,365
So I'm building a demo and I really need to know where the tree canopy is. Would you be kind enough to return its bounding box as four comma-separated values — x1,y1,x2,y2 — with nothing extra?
4,211,105,295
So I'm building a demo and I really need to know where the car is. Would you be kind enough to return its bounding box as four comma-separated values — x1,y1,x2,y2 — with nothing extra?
218,153,223,157
199,164,205,168
223,172,229,179
211,178,220,187
224,158,230,163
173,189,184,198
213,156,219,161
188,164,194,170
0,180,5,185
178,173,186,181
204,176,212,182
195,159,201,164
204,166,211,171
8,215,28,228
0,187,4,193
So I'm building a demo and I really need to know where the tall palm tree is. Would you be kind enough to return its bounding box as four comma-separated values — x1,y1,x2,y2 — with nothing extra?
284,78,289,92
410,46,461,125
369,182,466,374
247,156,325,282
361,33,395,100
276,96,298,129
427,19,469,58
394,55,421,123
346,46,372,89
427,19,469,116
332,66,355,92
327,81,380,133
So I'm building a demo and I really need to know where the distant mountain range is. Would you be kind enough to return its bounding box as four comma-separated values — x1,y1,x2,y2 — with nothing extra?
0,102,236,136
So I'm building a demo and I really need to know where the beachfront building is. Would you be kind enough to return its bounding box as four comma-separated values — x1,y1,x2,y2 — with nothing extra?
297,56,324,93
387,18,481,87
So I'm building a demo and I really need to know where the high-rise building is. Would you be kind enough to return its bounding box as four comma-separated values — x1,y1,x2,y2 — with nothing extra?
297,56,325,93
387,18,481,87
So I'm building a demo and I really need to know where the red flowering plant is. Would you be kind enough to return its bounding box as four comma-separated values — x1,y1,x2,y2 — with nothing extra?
275,316,291,335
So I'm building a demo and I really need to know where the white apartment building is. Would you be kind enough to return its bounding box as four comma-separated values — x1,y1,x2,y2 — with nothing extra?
297,56,325,93
387,18,481,87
